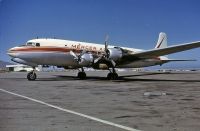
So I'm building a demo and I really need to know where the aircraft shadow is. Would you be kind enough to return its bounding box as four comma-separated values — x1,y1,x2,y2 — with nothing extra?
35,72,200,82
114,78,200,83
115,72,200,82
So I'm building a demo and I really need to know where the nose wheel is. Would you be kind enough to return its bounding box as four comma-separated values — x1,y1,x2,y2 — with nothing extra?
27,71,37,81
27,67,37,81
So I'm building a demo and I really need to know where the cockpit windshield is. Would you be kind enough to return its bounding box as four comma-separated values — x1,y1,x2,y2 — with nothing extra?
26,42,35,46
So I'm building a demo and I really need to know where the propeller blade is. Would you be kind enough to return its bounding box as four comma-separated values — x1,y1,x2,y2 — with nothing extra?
110,59,116,67
70,51,78,59
105,35,109,51
94,57,102,63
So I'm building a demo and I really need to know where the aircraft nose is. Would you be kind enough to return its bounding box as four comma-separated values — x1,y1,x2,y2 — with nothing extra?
7,47,18,57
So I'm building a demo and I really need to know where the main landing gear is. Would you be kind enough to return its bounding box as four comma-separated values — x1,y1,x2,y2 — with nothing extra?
77,67,118,80
27,68,37,81
77,68,86,80
107,67,118,80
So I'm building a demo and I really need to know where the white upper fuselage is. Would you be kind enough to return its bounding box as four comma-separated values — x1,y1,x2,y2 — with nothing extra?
26,38,142,53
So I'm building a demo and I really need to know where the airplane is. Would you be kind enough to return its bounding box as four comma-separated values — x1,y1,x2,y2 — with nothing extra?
7,32,200,80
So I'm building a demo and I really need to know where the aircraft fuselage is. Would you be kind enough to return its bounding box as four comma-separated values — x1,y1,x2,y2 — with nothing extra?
8,38,163,69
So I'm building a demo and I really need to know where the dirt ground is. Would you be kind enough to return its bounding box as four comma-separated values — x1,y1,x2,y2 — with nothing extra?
0,71,200,131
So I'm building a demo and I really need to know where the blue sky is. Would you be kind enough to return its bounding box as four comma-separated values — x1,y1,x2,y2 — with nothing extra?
0,0,200,68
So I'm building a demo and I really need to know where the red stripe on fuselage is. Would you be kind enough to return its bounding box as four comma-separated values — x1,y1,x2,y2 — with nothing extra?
9,46,102,55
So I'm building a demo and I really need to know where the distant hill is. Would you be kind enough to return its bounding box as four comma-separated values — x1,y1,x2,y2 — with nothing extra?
0,60,14,68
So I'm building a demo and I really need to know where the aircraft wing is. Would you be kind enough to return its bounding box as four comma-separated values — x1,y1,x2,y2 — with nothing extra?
123,41,200,59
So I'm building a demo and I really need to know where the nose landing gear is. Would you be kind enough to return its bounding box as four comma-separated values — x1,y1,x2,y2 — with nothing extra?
27,68,37,81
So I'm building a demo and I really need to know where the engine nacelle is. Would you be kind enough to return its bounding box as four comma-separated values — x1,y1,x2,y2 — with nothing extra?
79,53,94,67
107,47,123,61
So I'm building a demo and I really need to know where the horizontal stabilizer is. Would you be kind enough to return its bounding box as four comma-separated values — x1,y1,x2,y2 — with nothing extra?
161,59,197,62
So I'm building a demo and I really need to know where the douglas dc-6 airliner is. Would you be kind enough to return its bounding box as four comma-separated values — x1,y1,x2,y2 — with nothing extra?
7,32,200,80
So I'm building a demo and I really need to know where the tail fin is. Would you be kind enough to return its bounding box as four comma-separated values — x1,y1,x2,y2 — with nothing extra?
155,32,167,49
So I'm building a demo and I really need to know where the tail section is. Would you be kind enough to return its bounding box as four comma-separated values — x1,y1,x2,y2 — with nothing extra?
156,33,197,64
155,32,167,49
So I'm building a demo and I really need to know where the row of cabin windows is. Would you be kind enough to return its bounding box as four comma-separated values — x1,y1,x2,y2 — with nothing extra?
26,42,67,47
26,42,40,47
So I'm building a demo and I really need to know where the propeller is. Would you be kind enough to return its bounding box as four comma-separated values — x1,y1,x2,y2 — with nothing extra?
94,35,109,63
94,35,116,67
104,35,116,67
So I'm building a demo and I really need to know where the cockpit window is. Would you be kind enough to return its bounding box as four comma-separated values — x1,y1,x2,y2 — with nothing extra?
26,42,35,46
27,42,33,45
36,43,40,47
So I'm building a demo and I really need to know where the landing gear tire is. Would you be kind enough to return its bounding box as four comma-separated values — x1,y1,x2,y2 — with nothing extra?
107,72,118,80
78,72,86,80
27,71,37,81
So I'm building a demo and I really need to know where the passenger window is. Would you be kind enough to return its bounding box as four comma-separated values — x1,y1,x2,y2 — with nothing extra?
36,43,40,47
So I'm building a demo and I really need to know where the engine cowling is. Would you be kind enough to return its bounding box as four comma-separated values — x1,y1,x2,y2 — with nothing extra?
79,53,94,67
107,47,123,61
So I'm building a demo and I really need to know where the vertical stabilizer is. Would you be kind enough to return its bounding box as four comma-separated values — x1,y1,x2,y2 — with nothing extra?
155,32,167,49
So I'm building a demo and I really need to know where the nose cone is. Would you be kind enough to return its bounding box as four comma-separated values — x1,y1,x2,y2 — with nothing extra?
7,47,18,57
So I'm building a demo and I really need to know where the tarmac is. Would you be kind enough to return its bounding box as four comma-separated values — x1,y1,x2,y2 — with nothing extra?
0,71,200,131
